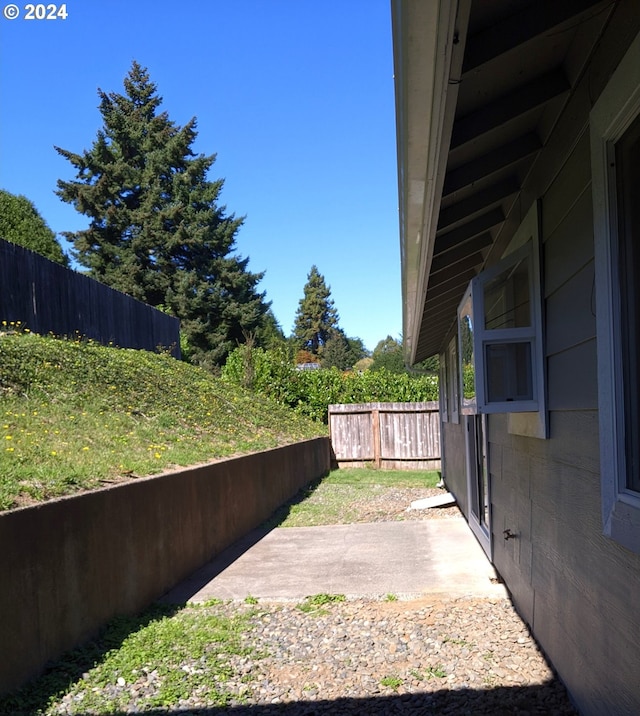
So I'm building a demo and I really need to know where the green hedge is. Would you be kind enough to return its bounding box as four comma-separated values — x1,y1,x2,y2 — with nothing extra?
222,345,439,423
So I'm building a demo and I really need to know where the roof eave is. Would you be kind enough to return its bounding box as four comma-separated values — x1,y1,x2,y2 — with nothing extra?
392,0,471,364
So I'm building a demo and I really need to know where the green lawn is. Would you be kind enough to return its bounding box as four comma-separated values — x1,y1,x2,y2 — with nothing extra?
270,467,440,527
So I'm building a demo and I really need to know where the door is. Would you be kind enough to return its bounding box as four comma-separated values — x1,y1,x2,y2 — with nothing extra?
465,414,492,558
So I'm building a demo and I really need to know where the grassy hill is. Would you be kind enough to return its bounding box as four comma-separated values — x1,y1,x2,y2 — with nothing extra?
0,329,325,511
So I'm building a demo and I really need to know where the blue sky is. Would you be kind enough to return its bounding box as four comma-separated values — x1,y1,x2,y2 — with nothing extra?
0,1,400,351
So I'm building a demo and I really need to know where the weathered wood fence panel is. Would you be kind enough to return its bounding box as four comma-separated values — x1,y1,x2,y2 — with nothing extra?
329,401,441,470
0,239,180,356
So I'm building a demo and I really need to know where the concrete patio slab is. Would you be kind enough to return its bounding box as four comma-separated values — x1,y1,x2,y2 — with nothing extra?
161,518,507,603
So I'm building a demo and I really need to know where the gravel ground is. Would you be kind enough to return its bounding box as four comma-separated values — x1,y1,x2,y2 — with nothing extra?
347,486,463,522
53,487,578,715
219,596,576,715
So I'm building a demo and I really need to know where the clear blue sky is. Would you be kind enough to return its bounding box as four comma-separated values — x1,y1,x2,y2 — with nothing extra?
0,1,401,352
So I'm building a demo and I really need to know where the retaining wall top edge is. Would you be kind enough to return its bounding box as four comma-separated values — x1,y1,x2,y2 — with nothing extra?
0,436,330,519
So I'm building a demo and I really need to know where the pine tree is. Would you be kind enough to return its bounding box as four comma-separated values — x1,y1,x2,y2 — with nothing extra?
292,265,339,355
0,190,68,266
321,329,353,370
254,308,286,349
55,61,268,367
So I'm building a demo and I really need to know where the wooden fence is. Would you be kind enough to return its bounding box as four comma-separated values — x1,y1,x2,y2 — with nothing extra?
0,239,180,356
328,401,441,470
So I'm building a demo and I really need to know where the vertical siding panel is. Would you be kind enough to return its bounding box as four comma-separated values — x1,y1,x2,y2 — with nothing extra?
328,402,441,469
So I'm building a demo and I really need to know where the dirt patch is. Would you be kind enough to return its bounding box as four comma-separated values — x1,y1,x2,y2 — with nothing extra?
345,486,462,522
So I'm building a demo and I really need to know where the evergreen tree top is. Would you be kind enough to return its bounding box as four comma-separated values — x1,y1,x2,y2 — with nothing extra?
54,60,269,368
292,265,339,355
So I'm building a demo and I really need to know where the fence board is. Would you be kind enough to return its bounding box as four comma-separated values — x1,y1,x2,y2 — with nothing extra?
329,402,441,470
0,239,180,356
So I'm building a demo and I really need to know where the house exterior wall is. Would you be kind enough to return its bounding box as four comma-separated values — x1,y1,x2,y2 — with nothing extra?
439,7,640,714
441,421,467,518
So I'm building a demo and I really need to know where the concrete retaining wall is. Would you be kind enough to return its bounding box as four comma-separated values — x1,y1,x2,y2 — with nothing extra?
0,437,330,694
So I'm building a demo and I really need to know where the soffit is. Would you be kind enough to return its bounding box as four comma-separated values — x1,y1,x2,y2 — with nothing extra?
396,0,616,362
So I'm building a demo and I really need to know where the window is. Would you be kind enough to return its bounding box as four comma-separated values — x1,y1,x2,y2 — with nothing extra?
439,350,449,422
457,202,546,421
447,336,460,424
440,336,460,424
616,112,640,495
458,286,477,414
591,31,640,553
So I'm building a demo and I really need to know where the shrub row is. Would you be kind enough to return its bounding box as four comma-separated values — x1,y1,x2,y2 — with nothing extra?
222,345,439,422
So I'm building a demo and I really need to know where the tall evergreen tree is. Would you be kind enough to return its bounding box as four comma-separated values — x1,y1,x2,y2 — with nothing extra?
321,329,353,370
0,190,68,266
55,61,268,367
292,265,339,355
254,308,286,349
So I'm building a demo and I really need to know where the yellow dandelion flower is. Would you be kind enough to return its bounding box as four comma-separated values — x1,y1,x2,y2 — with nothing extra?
4,435,12,440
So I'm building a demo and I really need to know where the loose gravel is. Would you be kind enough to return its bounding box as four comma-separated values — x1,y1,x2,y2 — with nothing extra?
52,486,577,714
220,596,576,715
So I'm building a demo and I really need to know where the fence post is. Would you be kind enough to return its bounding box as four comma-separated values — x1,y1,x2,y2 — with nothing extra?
372,408,381,468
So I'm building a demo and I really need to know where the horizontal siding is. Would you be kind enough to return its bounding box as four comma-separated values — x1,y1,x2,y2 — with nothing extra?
543,183,595,297
546,339,598,411
541,130,592,242
545,260,595,356
484,8,640,710
441,421,467,517
489,426,535,623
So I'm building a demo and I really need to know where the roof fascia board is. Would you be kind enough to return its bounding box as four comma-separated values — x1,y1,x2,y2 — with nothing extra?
392,0,471,365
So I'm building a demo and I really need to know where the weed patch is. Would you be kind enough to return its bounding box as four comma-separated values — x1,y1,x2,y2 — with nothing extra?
0,602,258,715
379,675,403,691
296,593,346,615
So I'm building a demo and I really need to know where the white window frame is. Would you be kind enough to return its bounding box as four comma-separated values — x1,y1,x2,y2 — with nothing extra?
440,336,460,424
457,202,546,425
458,284,477,415
447,336,460,424
591,31,640,554
448,336,460,424
439,349,449,422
